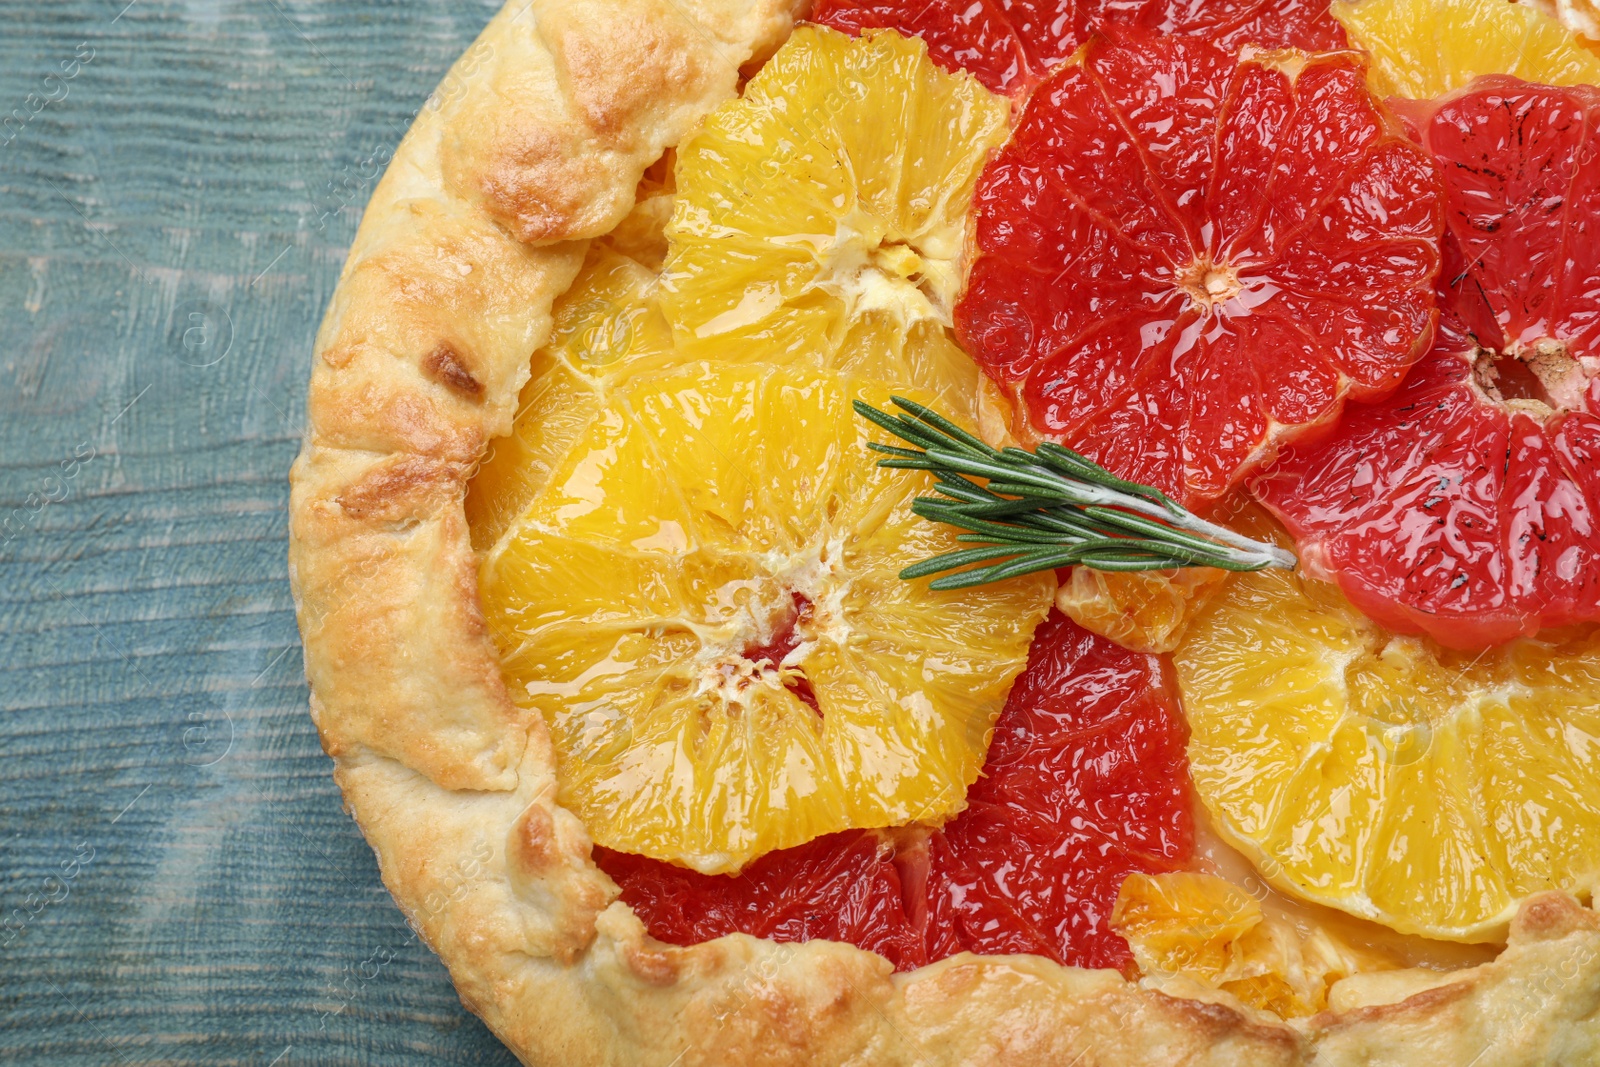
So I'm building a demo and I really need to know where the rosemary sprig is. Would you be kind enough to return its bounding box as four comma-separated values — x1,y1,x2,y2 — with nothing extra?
854,397,1296,590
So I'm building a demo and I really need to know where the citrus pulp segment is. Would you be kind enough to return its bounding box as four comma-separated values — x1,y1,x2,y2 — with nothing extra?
956,32,1444,511
479,362,1053,874
1523,0,1600,45
1332,0,1600,99
1111,871,1393,1016
1256,80,1600,647
1174,515,1600,941
594,831,928,971
660,26,1007,421
465,245,675,550
1054,566,1231,654
811,0,1348,96
598,612,1194,971
924,613,1193,972
1419,80,1600,374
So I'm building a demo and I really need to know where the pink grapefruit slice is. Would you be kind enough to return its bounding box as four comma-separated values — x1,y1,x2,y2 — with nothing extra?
1256,78,1600,648
811,0,1348,95
596,612,1193,973
955,32,1444,511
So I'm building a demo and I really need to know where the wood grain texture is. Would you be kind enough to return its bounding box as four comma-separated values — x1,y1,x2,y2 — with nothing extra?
0,1,519,1062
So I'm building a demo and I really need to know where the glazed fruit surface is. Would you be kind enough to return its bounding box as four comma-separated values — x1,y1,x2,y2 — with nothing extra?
661,24,1007,420
1111,870,1395,1016
598,612,1193,973
956,31,1443,510
1176,510,1600,941
1334,0,1600,98
479,361,1051,874
1258,79,1600,647
465,0,1600,999
812,0,1347,95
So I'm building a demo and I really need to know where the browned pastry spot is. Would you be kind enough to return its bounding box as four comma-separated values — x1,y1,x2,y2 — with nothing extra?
624,941,687,987
466,118,617,244
335,455,462,523
423,342,486,399
1512,890,1600,943
512,804,562,874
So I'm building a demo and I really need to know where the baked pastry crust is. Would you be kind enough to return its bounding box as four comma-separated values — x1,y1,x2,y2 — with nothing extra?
288,2,1600,1062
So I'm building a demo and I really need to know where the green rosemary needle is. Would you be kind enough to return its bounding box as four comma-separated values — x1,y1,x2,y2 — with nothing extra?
854,397,1297,590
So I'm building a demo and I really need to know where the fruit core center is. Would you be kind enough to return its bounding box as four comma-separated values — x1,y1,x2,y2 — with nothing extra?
1472,337,1589,417
697,588,821,713
818,208,956,325
1177,257,1244,312
744,592,820,712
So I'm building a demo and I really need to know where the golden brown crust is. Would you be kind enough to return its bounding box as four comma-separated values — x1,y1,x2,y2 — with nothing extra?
289,2,1600,1063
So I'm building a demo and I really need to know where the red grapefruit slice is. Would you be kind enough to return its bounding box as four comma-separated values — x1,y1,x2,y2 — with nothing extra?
1256,79,1600,649
954,33,1444,512
596,613,1193,973
595,829,927,970
922,611,1193,972
810,0,1348,96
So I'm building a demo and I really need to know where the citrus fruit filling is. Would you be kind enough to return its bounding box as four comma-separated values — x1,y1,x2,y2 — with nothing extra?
1174,510,1600,941
661,25,1008,423
955,31,1444,510
813,0,1348,96
1332,0,1600,99
1257,79,1600,647
475,28,1059,877
1055,565,1232,654
465,244,676,551
1111,870,1396,1016
598,612,1194,972
479,362,1052,874
460,3,1600,1008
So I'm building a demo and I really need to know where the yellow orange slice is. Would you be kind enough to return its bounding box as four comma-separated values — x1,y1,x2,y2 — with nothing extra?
1174,513,1600,940
1055,567,1231,655
466,245,675,549
1113,872,1393,1017
478,361,1052,873
1334,0,1600,97
662,25,1009,419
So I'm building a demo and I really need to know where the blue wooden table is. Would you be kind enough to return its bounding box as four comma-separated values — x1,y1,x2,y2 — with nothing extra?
0,2,520,1062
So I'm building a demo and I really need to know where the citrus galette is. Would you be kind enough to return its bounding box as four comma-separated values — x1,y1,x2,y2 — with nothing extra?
290,0,1600,1062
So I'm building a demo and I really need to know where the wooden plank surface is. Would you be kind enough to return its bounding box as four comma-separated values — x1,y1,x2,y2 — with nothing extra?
0,2,520,1062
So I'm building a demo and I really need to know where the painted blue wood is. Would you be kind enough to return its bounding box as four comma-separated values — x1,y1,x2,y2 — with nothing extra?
0,2,521,1062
